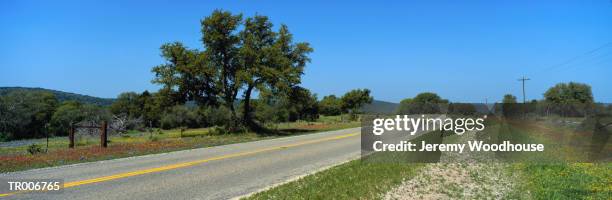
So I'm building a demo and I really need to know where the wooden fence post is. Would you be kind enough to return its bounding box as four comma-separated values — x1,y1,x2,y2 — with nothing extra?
101,121,108,148
69,124,75,148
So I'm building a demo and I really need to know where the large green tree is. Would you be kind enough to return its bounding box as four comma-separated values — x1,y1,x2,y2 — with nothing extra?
544,82,594,104
340,89,373,116
543,82,594,117
152,10,312,131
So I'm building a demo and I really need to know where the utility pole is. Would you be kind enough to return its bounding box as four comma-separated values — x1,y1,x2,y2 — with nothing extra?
518,76,530,103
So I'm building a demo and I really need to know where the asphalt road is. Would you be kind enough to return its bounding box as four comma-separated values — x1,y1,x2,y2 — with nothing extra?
0,128,361,200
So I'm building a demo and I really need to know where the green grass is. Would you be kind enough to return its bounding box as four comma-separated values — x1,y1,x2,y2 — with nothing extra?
513,163,612,200
245,159,424,200
484,118,612,200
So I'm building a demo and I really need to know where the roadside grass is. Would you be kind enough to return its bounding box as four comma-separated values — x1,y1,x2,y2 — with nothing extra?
0,116,360,173
513,163,611,199
486,118,612,199
245,159,424,200
245,131,450,200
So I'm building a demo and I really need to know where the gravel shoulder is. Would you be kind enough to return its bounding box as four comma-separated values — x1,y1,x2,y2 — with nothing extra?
383,131,530,200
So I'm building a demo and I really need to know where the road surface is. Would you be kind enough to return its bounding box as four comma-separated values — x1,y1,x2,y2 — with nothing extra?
0,128,361,200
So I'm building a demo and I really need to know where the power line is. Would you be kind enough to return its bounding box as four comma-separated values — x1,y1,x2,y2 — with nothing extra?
553,49,612,73
533,42,612,75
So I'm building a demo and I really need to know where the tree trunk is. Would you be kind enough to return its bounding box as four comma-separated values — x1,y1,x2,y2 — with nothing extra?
242,84,256,128
227,101,239,132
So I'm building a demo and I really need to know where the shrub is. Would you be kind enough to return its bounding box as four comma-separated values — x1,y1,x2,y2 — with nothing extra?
201,106,231,127
254,98,289,124
160,105,203,129
27,144,44,155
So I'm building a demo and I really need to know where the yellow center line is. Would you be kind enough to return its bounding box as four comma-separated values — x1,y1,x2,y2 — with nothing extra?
1,132,360,197
0,192,19,197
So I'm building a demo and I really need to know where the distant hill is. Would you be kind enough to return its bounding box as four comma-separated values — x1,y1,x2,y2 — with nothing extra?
360,100,399,114
0,87,402,112
0,87,115,106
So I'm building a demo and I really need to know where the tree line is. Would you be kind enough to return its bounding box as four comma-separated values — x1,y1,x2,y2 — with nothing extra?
0,87,371,140
395,82,610,117
0,90,109,140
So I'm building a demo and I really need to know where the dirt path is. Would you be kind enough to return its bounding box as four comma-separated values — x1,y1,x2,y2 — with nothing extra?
383,131,529,200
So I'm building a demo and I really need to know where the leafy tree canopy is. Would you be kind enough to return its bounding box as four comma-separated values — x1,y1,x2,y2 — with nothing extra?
152,10,312,131
396,92,448,114
319,95,342,116
544,82,594,104
0,91,57,139
340,89,373,115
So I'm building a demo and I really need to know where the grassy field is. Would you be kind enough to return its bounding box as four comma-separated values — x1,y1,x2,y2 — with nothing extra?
513,163,611,199
0,115,360,173
496,119,612,199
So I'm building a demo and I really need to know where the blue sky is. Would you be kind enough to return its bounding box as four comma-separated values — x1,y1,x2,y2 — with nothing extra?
1,0,611,103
